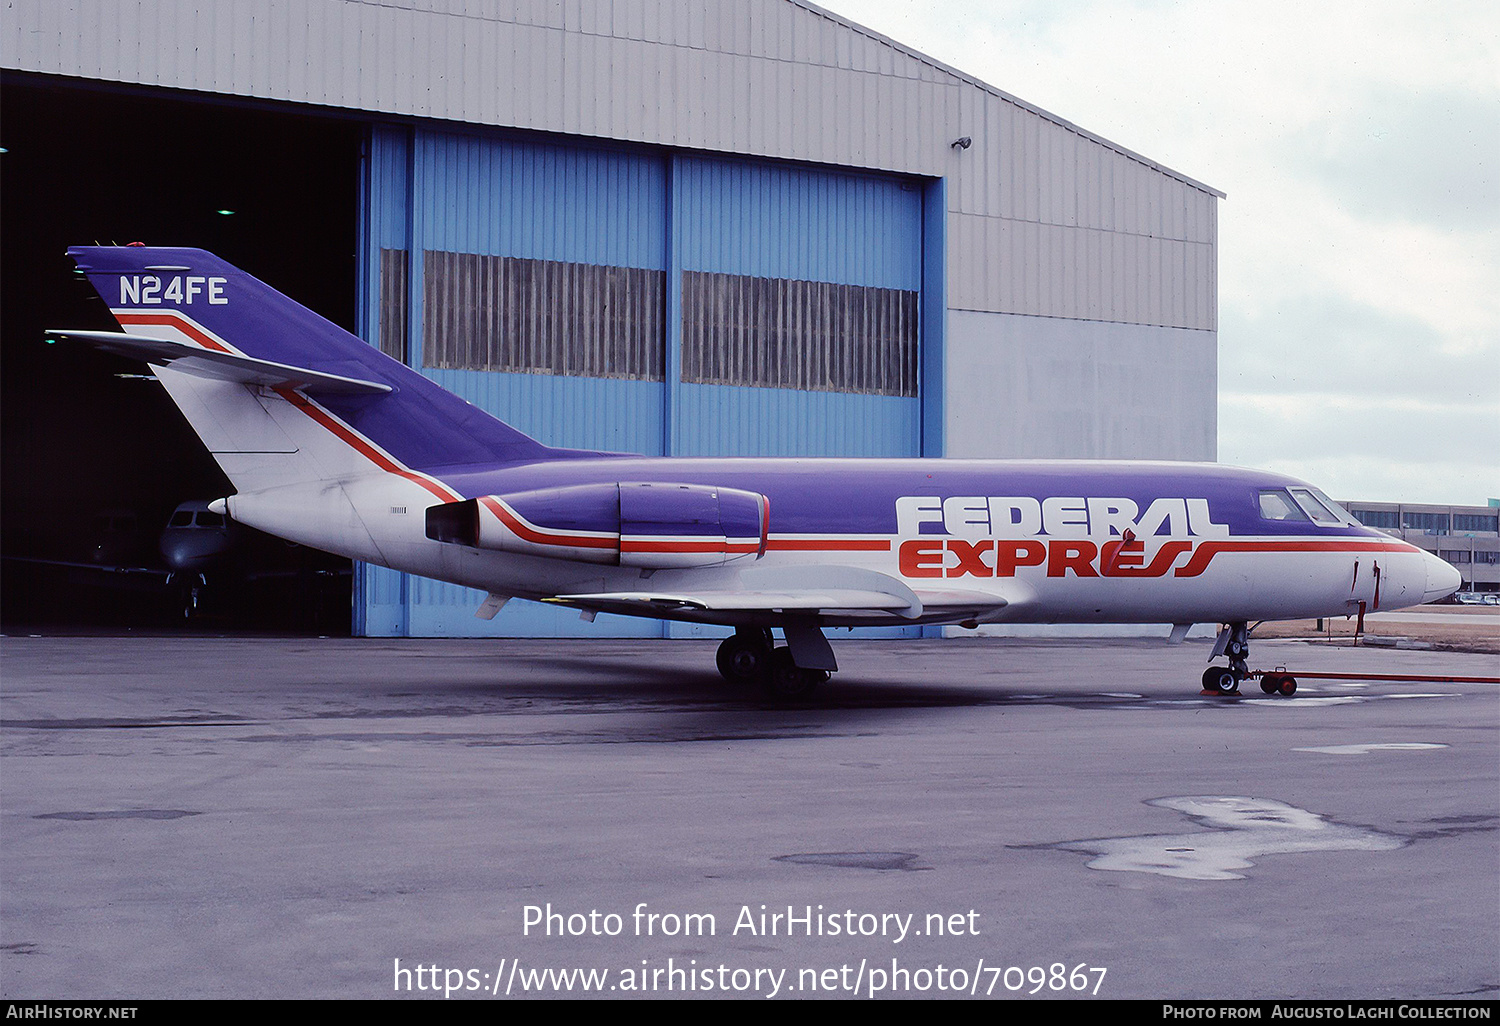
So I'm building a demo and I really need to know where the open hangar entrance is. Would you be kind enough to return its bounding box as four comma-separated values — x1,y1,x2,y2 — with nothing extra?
0,75,360,631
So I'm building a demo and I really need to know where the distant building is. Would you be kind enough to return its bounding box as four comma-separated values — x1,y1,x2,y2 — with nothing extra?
1341,501,1500,593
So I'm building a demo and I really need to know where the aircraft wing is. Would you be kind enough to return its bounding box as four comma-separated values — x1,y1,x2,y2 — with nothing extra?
549,587,924,614
46,330,392,395
546,564,1013,622
2,554,169,578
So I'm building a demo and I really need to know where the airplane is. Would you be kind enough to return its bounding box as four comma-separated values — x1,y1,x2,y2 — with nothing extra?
4,498,343,620
158,499,238,576
5,501,236,608
47,245,1464,697
156,498,240,615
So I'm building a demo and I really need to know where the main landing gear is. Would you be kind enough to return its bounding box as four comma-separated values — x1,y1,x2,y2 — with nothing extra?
716,628,774,684
1201,622,1297,697
715,627,832,699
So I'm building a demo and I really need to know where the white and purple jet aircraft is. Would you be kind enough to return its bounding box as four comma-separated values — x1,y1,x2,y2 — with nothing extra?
52,246,1462,697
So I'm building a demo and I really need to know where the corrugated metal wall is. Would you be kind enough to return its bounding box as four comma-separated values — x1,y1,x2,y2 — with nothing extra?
7,0,1220,333
357,125,930,637
671,155,924,459
360,126,669,637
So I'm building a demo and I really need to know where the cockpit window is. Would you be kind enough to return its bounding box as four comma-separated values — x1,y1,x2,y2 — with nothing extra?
169,510,194,527
1308,488,1353,524
194,512,225,528
1258,489,1309,522
1289,488,1344,525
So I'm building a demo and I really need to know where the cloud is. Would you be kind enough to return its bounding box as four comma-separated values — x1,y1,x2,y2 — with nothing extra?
819,0,1500,502
1220,293,1498,406
1220,174,1499,346
1216,381,1499,505
1284,91,1499,234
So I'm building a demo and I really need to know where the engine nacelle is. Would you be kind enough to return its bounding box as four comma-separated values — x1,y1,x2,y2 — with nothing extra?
425,482,769,569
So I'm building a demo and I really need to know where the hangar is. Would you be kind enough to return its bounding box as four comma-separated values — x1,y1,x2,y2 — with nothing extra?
1,0,1222,638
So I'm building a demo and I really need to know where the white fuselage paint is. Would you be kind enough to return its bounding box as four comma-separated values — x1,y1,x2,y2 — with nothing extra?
221,467,1439,628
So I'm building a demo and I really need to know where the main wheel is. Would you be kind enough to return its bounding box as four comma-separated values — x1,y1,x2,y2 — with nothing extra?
767,647,823,698
1202,666,1238,694
716,634,770,684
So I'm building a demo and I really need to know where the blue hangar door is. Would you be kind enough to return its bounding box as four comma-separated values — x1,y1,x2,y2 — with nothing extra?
356,126,934,638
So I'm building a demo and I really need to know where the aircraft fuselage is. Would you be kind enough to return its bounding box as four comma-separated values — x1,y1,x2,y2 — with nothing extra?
224,455,1449,629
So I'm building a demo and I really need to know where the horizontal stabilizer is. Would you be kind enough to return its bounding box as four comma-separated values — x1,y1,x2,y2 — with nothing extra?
46,330,393,396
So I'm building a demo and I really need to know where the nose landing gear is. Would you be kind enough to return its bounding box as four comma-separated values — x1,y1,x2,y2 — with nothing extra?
1200,623,1296,697
1200,622,1253,695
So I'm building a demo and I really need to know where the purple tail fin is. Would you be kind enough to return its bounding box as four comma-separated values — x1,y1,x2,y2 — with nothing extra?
67,246,600,470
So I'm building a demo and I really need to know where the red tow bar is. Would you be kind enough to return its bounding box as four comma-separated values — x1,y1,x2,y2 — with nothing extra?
1251,669,1500,685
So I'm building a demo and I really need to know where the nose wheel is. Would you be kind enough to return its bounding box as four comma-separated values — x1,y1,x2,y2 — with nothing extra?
1201,623,1297,696
1202,666,1241,694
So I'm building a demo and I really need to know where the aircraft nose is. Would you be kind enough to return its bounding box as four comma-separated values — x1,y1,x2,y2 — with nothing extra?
1421,549,1463,604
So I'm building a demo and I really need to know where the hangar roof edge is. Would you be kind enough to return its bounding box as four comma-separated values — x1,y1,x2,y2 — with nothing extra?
789,0,1226,200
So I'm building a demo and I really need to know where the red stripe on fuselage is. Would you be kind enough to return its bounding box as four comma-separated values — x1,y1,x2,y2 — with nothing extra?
1174,538,1416,578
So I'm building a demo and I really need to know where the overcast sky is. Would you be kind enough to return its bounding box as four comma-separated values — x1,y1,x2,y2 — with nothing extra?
815,0,1498,505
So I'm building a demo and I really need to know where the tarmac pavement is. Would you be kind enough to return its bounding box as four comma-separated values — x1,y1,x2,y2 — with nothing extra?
2,634,1496,1000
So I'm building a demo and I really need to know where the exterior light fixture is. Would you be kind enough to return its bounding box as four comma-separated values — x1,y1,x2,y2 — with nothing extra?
951,137,972,150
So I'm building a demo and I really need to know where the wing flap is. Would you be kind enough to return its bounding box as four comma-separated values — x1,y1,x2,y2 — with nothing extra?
46,330,393,395
549,587,920,613
547,565,1016,623
546,586,1012,623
